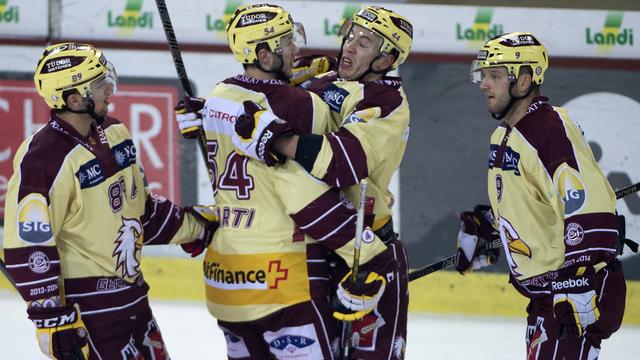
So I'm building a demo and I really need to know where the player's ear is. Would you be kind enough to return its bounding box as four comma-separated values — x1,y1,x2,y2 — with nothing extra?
372,53,395,73
65,92,84,111
256,48,274,69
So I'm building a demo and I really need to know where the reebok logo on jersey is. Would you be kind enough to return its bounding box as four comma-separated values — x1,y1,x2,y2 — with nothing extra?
551,277,589,291
258,130,273,161
17,194,54,244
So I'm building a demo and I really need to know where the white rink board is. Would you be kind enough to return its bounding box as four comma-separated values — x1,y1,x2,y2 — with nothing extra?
0,290,637,359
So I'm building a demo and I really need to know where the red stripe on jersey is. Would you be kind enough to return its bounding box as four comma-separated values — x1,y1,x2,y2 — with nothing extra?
322,128,368,187
291,188,356,250
515,97,579,176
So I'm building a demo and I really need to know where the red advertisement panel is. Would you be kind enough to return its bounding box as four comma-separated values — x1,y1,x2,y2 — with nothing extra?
0,79,180,219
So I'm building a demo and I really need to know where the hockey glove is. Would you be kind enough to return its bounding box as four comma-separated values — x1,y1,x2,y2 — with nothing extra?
455,205,500,274
27,303,89,360
175,96,205,139
290,54,337,86
551,266,599,339
181,205,219,257
232,101,292,166
333,248,397,321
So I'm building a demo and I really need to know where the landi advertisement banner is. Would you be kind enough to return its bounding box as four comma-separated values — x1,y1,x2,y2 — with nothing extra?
0,77,181,220
54,0,638,58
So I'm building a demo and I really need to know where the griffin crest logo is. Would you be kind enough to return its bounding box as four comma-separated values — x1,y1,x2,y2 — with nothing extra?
113,217,143,281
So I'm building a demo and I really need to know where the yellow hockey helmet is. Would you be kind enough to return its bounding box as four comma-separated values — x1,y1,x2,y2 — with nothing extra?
471,32,548,85
341,6,413,70
226,3,306,64
34,42,117,109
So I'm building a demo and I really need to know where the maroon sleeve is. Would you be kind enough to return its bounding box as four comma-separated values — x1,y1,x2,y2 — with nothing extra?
140,193,188,245
290,188,356,250
321,128,368,187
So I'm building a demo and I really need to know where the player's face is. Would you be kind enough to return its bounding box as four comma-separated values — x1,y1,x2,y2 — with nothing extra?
338,24,382,80
88,74,115,117
479,67,511,114
278,33,300,78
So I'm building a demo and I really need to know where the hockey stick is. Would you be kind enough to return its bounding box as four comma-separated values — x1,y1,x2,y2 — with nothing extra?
154,0,214,185
408,181,640,282
342,179,368,360
0,258,18,292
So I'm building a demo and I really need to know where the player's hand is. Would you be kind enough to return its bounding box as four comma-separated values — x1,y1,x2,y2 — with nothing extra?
27,303,89,360
181,205,219,257
175,96,205,139
232,101,292,166
333,248,397,321
455,205,500,274
290,54,337,86
551,266,599,339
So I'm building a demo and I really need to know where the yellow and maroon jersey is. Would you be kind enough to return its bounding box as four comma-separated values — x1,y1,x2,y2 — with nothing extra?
487,97,618,298
301,71,410,230
201,75,388,322
3,113,202,325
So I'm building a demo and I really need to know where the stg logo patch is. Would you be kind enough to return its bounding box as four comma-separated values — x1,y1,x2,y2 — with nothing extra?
17,193,53,244
555,166,586,215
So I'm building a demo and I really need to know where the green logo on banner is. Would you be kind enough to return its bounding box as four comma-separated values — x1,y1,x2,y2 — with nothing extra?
0,0,20,24
206,0,242,34
456,8,504,48
108,0,153,30
586,11,634,52
324,4,360,36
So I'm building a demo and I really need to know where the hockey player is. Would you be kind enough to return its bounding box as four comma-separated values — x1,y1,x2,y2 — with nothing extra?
456,32,626,359
3,42,218,359
174,4,397,359
230,6,413,359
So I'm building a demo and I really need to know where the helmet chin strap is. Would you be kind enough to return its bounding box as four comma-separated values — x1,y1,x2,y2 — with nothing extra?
63,97,105,125
491,80,535,120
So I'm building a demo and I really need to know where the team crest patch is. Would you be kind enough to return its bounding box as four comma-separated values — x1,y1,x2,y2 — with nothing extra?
113,217,143,282
352,309,386,351
17,193,54,244
495,174,503,202
555,166,586,215
143,319,169,360
564,223,584,246
28,251,51,274
526,316,548,360
321,84,349,113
